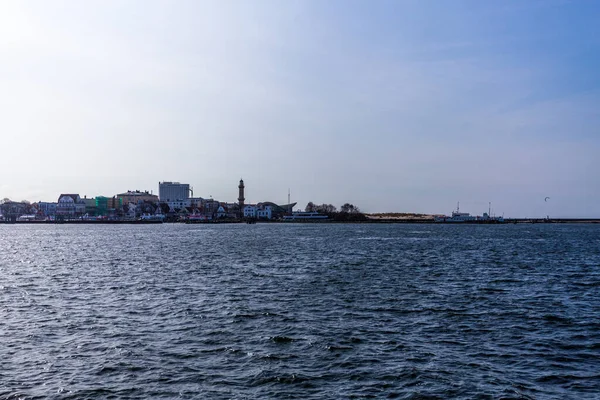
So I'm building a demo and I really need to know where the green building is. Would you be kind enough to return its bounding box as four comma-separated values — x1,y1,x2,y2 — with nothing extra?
95,196,122,216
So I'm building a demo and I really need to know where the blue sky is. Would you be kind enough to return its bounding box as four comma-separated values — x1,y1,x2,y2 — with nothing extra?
0,0,598,217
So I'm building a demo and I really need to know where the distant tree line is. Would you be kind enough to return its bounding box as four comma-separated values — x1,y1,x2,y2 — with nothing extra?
305,202,336,213
304,202,367,222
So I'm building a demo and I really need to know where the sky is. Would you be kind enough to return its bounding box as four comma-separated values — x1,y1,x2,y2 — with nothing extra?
0,0,599,217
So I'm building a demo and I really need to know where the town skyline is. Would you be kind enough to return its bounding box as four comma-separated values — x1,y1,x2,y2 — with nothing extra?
0,181,557,221
1,1,599,218
1,180,369,222
1,179,292,213
0,173,595,219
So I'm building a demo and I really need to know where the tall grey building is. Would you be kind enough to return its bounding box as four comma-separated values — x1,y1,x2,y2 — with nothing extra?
159,182,190,202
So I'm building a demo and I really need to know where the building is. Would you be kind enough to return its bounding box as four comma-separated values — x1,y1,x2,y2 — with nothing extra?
243,204,257,218
95,196,109,216
107,197,123,211
258,202,297,219
135,200,159,216
95,196,123,216
244,204,273,219
159,182,190,203
257,205,272,219
125,205,136,219
0,201,33,220
217,202,238,219
189,197,202,207
200,198,219,218
37,202,57,216
117,190,159,205
82,196,97,215
56,194,86,216
159,182,191,212
164,200,190,212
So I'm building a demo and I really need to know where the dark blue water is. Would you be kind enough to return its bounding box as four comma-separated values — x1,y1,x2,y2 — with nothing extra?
0,224,599,399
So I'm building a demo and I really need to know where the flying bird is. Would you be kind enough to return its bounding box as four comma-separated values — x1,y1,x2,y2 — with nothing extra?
545,197,550,202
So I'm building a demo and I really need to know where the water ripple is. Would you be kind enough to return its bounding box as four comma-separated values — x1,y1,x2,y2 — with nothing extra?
1,223,599,399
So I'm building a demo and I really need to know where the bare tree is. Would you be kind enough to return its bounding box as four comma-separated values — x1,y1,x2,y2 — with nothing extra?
341,203,360,213
316,203,337,213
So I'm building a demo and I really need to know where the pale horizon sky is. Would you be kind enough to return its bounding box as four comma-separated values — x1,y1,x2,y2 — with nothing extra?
1,0,599,217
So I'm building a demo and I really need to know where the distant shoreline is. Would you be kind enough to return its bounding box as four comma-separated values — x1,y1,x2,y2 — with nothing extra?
2,218,600,225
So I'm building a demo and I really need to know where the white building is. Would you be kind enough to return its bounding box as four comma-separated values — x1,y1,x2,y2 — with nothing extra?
164,200,190,212
243,205,257,218
257,205,272,219
244,204,272,219
159,181,190,203
56,194,86,216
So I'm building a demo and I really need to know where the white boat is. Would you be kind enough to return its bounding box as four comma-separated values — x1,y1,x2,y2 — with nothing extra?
283,211,328,221
16,215,37,221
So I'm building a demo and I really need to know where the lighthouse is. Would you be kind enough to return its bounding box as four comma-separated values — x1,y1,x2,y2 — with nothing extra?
238,179,245,218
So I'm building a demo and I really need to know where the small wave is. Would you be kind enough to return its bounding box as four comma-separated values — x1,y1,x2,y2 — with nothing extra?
233,313,259,319
326,345,353,351
259,353,299,361
351,237,398,241
402,393,444,400
270,336,298,343
249,371,312,386
478,287,507,293
535,373,600,384
541,314,574,325
572,281,600,287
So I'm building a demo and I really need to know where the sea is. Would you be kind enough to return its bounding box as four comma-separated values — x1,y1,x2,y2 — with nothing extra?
0,223,599,399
